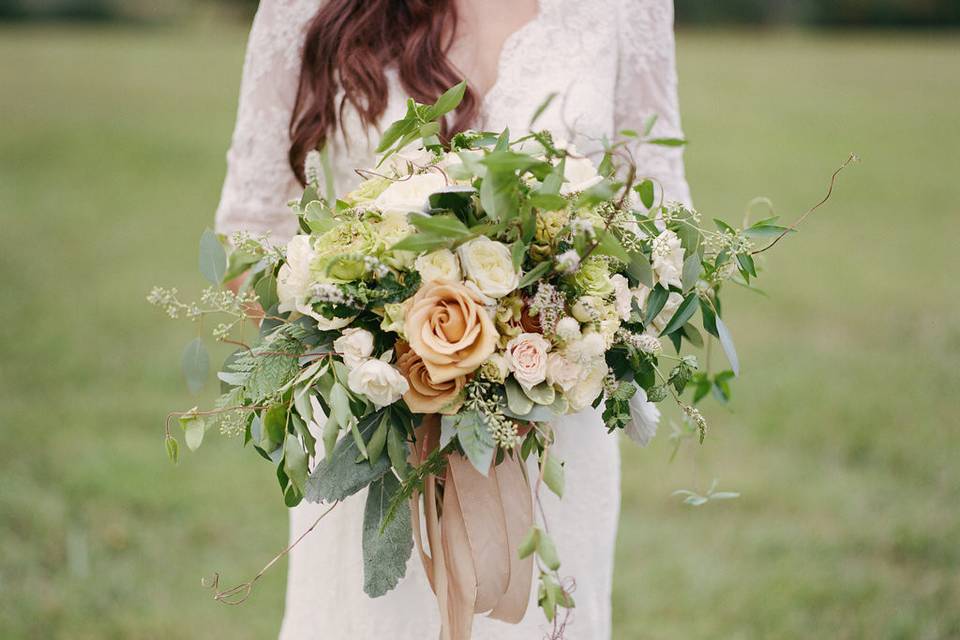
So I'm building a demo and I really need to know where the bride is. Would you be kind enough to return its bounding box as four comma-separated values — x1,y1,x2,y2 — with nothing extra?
215,0,690,637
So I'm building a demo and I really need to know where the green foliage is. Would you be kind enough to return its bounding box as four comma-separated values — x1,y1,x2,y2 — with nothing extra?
305,411,390,503
362,472,413,597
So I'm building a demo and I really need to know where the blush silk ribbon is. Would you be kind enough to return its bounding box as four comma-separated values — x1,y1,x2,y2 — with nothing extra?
409,414,534,640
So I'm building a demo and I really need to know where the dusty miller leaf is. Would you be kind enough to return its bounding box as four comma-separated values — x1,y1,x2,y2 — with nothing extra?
362,472,413,597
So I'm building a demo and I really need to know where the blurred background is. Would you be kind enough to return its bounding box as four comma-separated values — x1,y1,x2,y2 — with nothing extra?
1,1,958,638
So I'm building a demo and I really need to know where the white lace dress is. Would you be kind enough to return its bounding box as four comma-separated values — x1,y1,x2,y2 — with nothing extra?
215,1,690,637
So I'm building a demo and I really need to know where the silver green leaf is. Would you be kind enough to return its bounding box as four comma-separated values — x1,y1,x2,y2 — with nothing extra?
362,472,413,598
198,229,227,285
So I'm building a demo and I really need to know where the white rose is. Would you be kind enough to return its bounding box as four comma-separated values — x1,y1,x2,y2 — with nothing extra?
277,235,354,331
374,172,447,216
650,229,685,290
346,359,409,409
457,237,520,299
566,359,608,412
479,352,510,383
559,148,603,195
624,386,661,446
564,332,606,364
414,248,461,283
504,332,551,390
554,316,582,342
333,327,375,369
610,274,633,321
546,352,580,392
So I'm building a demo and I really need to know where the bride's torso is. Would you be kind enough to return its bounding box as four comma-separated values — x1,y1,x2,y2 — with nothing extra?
327,0,622,195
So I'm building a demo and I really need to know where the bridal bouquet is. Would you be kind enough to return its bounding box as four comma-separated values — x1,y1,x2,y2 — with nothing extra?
151,83,845,637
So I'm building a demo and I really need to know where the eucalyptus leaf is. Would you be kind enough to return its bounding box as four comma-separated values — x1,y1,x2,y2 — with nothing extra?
681,254,701,292
181,337,209,395
636,179,655,209
408,213,471,238
198,229,227,285
643,285,669,326
715,316,740,377
518,261,552,289
505,378,534,415
181,415,205,452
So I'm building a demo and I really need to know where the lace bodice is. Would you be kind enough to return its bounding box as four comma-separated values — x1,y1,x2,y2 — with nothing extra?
215,0,691,243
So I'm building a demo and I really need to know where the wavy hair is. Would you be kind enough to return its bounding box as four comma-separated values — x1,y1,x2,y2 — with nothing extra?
289,0,479,184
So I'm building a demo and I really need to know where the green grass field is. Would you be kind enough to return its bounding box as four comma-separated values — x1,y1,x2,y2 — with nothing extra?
1,24,958,639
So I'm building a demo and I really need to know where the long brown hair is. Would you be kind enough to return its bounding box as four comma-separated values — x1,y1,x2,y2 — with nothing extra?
289,0,479,185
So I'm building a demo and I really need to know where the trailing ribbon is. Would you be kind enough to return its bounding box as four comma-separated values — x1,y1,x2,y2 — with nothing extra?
410,415,534,640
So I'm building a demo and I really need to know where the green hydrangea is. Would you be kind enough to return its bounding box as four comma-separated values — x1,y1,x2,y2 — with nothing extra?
569,256,614,297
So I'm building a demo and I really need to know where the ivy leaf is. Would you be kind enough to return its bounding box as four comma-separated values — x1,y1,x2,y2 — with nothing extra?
198,229,227,285
362,472,413,598
305,411,390,503
635,179,655,209
181,338,209,395
660,293,699,337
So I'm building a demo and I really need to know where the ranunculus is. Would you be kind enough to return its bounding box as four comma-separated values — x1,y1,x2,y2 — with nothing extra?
396,346,465,414
346,359,409,408
374,172,447,216
404,280,499,383
564,332,606,364
554,316,582,342
546,352,580,392
625,386,661,446
504,332,551,390
277,235,353,331
457,237,520,299
333,327,374,369
650,229,684,290
380,300,408,336
414,248,461,283
566,359,608,412
610,274,633,321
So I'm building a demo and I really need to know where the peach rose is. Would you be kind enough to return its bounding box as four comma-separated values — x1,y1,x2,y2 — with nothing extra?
396,345,465,414
404,280,498,383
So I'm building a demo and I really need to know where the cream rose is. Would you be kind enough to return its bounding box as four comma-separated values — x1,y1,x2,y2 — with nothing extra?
504,332,551,390
546,352,580,392
414,248,461,283
373,172,447,216
558,145,603,195
396,346,465,414
566,359,608,412
346,359,409,408
457,237,520,299
277,235,353,331
650,229,685,290
404,280,499,383
333,327,375,369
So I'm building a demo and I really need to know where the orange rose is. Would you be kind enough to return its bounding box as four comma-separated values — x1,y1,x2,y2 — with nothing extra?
396,344,466,414
404,280,498,383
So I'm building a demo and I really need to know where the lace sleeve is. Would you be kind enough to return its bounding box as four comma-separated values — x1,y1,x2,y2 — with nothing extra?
615,0,692,207
214,0,319,243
